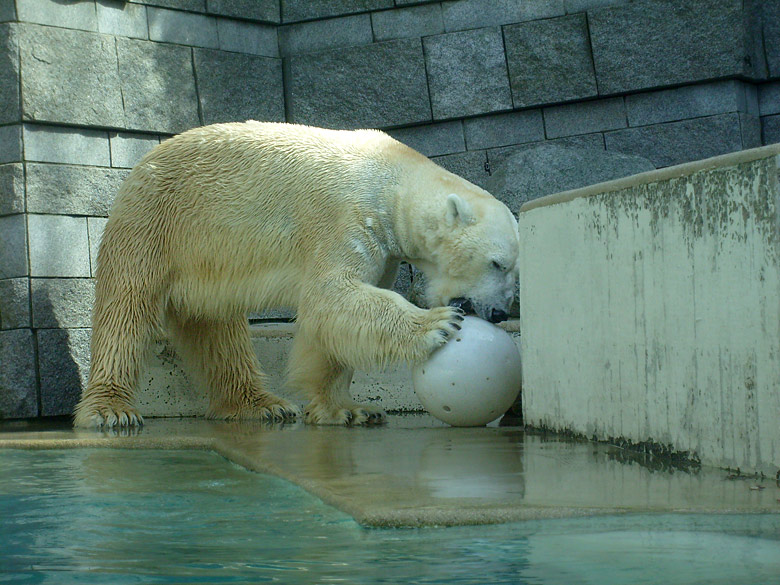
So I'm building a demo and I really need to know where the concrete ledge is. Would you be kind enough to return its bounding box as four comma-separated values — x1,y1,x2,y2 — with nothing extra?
521,142,780,212
138,320,521,418
518,143,780,474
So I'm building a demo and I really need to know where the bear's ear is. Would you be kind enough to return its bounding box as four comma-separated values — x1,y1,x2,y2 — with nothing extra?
445,193,474,226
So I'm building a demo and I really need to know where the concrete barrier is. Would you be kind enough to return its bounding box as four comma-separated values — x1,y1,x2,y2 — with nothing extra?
518,143,780,474
137,323,427,417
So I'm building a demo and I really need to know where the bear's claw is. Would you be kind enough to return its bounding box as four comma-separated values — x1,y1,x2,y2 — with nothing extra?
73,405,144,429
210,399,301,422
355,407,386,425
304,402,387,426
265,402,301,421
423,306,465,355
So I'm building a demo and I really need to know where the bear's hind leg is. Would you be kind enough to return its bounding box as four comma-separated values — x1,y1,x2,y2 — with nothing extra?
168,313,300,421
287,332,386,426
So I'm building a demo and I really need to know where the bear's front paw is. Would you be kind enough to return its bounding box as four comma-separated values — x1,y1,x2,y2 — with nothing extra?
421,306,464,355
305,401,387,426
73,402,144,429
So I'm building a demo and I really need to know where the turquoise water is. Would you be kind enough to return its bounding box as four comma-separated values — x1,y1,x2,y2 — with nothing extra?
1,449,779,585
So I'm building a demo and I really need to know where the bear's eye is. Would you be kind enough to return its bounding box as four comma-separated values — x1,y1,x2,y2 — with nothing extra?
492,260,506,272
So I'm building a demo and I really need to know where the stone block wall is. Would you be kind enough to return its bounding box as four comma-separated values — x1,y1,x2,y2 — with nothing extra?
1,0,779,420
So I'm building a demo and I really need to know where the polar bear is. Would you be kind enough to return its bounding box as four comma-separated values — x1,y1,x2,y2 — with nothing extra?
73,122,519,428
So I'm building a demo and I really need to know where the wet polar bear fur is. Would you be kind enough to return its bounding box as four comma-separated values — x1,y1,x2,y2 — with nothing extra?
73,122,520,428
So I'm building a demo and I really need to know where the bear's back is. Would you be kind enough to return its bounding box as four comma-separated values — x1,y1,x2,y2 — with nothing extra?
124,122,401,209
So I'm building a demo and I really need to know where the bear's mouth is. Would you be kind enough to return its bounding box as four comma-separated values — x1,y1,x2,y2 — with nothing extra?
447,297,475,314
448,297,509,323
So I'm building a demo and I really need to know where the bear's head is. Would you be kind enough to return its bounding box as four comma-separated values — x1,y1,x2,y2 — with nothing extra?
420,192,519,323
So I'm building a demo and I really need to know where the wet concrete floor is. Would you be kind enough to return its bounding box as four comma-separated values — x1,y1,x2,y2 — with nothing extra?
1,415,778,527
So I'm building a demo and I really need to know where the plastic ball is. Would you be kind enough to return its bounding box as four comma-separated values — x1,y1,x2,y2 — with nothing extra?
412,316,522,427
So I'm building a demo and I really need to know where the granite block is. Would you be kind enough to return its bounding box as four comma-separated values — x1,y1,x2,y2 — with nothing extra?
406,264,428,309
761,0,780,78
110,132,160,169
0,214,27,279
0,163,24,216
0,124,21,164
371,4,444,41
37,327,90,417
740,113,761,149
16,0,97,31
744,84,760,118
486,133,607,184
441,0,564,31
744,0,769,80
763,115,780,145
0,24,20,125
0,0,16,21
25,163,128,216
464,110,544,151
392,262,413,301
564,0,626,12
544,97,626,139
27,214,91,278
504,14,597,108
217,19,279,57
23,125,110,166
604,113,745,168
19,24,125,128
207,0,280,23
286,38,430,129
758,82,780,117
279,13,372,56
133,0,205,11
524,132,606,152
431,149,491,191
388,121,465,158
424,27,512,120
589,0,755,95
148,7,219,48
627,81,759,127
87,217,108,277
31,278,95,329
194,49,284,125
486,143,654,211
281,0,392,22
96,0,149,39
0,277,30,330
117,38,200,134
0,329,37,419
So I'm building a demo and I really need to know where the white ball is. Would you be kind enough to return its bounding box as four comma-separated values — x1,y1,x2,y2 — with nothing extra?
412,316,522,427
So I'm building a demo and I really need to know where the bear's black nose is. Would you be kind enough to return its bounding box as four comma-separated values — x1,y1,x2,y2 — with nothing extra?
489,309,509,323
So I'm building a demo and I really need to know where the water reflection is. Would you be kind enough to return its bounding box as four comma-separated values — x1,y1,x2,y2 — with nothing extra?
2,416,777,525
1,449,779,585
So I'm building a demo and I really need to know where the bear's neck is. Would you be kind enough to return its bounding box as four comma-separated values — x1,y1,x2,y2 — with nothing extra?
379,144,447,267
389,184,441,267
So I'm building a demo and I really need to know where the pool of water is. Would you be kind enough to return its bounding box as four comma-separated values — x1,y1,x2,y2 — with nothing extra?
1,449,779,585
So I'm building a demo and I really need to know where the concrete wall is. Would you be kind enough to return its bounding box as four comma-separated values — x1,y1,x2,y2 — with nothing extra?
135,323,429,417
517,144,780,474
1,0,780,420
